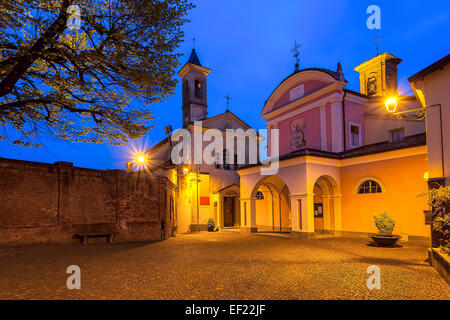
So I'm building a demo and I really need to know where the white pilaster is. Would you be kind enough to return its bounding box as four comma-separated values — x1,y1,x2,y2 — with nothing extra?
320,106,327,151
330,101,343,152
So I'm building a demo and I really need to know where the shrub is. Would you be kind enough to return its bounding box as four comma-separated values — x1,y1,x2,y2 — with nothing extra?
207,218,215,228
373,211,396,236
426,186,450,255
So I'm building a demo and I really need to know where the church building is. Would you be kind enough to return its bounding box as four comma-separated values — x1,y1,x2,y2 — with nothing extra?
238,52,430,239
148,49,258,234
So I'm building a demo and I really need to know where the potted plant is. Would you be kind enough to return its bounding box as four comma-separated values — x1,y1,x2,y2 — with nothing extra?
207,218,215,232
371,211,401,247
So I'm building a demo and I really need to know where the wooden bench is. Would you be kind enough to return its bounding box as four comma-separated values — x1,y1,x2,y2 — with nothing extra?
75,233,115,244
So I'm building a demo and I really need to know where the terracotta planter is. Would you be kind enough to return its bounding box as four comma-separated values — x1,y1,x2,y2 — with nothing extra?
370,234,401,247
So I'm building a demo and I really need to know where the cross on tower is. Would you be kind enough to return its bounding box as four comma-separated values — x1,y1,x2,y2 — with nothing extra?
224,93,232,111
374,38,382,55
192,37,197,49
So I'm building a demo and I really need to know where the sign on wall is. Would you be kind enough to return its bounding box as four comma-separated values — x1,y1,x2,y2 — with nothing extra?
289,84,304,102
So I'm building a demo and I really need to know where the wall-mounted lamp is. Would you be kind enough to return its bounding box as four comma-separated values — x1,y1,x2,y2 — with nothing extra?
136,155,146,165
385,97,398,113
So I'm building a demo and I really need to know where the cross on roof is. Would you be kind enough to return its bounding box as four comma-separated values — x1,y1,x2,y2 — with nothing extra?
224,93,232,111
291,41,301,58
374,38,382,55
192,37,197,49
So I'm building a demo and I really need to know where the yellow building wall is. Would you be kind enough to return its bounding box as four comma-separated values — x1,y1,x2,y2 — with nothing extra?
256,199,273,230
198,173,213,225
340,154,430,237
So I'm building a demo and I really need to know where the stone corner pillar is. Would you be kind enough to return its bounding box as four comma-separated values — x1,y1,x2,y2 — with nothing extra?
239,197,257,234
331,193,343,231
289,193,315,239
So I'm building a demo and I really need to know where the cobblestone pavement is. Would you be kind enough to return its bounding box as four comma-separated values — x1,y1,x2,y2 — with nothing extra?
0,232,448,299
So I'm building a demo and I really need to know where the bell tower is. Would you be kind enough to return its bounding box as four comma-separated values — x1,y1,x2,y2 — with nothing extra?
354,53,402,97
177,49,211,127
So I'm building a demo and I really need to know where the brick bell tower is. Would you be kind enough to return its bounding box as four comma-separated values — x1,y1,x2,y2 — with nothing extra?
354,52,402,97
177,49,212,128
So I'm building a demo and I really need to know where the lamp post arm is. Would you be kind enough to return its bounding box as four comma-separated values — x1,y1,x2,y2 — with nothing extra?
393,107,426,117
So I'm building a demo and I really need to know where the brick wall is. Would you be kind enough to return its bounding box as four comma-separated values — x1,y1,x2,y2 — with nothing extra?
0,158,176,244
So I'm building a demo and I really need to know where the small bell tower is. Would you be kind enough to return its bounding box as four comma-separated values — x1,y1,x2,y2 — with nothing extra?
177,49,211,127
354,53,402,97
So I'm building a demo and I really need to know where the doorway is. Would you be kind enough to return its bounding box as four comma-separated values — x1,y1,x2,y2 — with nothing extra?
223,196,235,227
313,176,337,233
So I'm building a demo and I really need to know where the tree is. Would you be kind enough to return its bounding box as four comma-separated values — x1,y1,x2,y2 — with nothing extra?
0,0,194,146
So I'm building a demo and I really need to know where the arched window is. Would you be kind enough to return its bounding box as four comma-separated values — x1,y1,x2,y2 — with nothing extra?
256,191,264,200
215,151,221,169
195,79,202,98
357,180,382,194
223,149,231,170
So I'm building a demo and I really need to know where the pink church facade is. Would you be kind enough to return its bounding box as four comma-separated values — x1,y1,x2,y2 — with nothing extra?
238,53,431,239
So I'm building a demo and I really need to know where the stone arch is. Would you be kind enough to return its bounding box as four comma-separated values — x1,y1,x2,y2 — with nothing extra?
218,184,240,229
312,175,340,233
246,175,291,232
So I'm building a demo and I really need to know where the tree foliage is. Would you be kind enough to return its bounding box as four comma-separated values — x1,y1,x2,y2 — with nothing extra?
427,186,450,254
0,0,194,146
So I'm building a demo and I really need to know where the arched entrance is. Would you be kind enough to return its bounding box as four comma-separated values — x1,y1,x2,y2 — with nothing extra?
218,184,240,229
312,176,338,233
250,176,291,232
223,195,238,227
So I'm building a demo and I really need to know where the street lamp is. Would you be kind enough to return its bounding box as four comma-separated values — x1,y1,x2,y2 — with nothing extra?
137,155,146,165
385,96,428,120
385,97,398,113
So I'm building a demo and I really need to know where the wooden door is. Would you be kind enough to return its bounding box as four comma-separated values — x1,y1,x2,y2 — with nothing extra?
223,196,235,227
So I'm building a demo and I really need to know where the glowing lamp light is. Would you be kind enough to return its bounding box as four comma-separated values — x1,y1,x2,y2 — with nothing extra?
183,167,189,176
385,97,398,113
136,154,146,165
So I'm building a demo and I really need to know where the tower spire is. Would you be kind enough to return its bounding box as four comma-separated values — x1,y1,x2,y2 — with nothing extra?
178,48,211,128
187,48,202,66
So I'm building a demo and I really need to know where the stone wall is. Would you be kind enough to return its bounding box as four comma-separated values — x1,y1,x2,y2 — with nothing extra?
0,158,176,244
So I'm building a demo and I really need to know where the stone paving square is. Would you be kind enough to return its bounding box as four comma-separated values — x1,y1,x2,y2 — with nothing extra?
0,232,448,300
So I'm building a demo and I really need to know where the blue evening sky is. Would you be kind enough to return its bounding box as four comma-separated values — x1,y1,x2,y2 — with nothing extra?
1,0,449,169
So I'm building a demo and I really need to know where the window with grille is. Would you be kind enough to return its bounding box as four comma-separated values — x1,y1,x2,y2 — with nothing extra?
215,151,221,169
256,191,264,200
357,180,382,194
223,149,231,170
